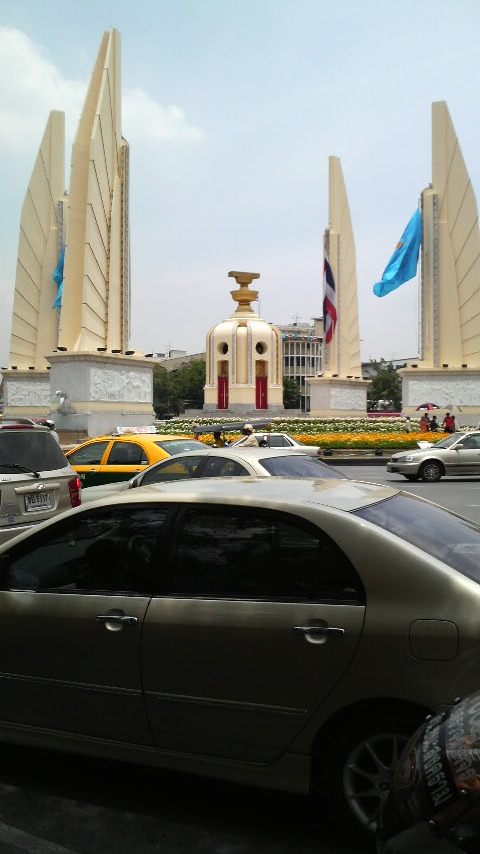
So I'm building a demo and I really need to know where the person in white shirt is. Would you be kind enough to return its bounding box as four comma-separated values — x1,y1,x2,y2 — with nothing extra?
235,424,259,447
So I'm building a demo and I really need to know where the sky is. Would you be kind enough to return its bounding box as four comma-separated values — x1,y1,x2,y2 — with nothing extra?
1,0,480,369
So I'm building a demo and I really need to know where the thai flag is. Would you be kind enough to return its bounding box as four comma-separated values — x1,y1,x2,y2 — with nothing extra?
323,250,337,344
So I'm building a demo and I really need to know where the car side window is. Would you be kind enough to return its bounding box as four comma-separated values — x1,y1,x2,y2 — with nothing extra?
460,435,480,449
3,506,170,594
168,508,364,603
68,441,110,465
107,442,147,465
268,435,290,447
201,457,250,477
141,456,204,484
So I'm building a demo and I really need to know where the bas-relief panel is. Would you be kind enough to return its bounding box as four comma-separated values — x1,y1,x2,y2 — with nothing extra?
90,368,152,402
330,386,366,409
406,378,480,406
6,382,51,406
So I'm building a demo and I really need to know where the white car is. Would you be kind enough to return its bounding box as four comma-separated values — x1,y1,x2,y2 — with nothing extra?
81,447,344,502
231,432,322,454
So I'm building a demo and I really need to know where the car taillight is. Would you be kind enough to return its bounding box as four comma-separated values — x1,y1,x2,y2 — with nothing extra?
68,477,82,507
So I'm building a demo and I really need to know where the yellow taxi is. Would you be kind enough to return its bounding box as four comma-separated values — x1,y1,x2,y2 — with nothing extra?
66,433,205,487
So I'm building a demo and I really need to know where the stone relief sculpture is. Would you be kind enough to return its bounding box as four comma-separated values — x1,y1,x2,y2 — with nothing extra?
331,387,365,409
6,382,51,406
90,368,151,402
407,379,480,407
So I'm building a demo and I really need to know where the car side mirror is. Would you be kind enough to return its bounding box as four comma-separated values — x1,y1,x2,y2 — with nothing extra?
455,442,465,449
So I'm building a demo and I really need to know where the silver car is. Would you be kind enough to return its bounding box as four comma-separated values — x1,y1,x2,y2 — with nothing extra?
231,432,323,455
2,476,480,838
81,446,344,502
387,431,480,482
0,418,81,543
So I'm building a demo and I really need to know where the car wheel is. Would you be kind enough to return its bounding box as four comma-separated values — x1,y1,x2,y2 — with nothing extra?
403,474,419,481
419,460,443,482
314,712,421,838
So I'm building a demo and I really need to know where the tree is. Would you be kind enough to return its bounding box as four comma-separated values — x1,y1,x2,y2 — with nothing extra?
153,360,206,417
366,359,402,412
283,376,301,409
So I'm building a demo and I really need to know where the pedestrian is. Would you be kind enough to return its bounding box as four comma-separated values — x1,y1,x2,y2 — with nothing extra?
213,431,225,447
404,416,411,434
442,412,455,433
234,423,259,447
420,414,429,433
430,415,439,432
192,423,201,440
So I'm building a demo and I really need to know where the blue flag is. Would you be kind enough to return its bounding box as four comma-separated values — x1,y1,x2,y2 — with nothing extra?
373,209,422,297
52,246,65,309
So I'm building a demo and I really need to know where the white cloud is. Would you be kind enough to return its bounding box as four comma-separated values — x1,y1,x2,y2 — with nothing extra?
0,27,85,150
0,27,204,152
123,88,205,145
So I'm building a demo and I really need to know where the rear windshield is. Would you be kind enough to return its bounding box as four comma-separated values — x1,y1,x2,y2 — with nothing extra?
353,493,480,582
0,431,68,473
155,439,205,455
259,455,345,479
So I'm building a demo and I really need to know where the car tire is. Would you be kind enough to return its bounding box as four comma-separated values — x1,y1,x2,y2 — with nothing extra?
419,460,443,482
403,474,419,481
314,711,422,839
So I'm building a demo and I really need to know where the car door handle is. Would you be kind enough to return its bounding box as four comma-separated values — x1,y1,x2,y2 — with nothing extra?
292,625,345,636
96,614,138,625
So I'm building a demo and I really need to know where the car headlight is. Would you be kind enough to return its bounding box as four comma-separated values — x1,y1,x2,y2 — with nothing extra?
396,454,414,463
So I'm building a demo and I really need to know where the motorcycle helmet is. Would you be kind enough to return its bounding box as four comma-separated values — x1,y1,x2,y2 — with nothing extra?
378,692,480,852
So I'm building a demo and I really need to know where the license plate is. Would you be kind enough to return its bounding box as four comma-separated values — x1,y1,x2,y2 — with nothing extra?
25,492,53,511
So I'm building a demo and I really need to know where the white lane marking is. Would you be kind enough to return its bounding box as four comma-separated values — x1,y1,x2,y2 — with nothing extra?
0,821,82,854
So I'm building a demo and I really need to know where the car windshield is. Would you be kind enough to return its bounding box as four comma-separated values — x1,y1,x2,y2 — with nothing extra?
0,431,67,473
258,455,344,478
154,440,205,454
428,433,464,449
353,493,480,582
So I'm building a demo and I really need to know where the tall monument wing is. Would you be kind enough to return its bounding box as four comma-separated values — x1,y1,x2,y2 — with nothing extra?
325,156,362,377
9,111,65,369
59,29,130,353
422,101,480,367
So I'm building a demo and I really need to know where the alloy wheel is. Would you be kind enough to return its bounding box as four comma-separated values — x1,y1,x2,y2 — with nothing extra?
342,731,409,831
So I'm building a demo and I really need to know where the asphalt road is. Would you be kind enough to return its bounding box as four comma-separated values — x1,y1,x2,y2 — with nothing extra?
0,742,371,854
1,461,476,854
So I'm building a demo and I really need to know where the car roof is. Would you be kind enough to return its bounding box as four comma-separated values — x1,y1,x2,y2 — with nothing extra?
85,475,398,513
79,434,193,444
0,419,50,433
149,447,324,462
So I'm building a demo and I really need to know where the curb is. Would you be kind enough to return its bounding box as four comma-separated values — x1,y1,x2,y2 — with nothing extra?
322,456,388,466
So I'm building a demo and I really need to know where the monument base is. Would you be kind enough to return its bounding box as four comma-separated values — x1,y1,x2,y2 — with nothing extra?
399,367,480,427
2,353,155,439
308,377,369,417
